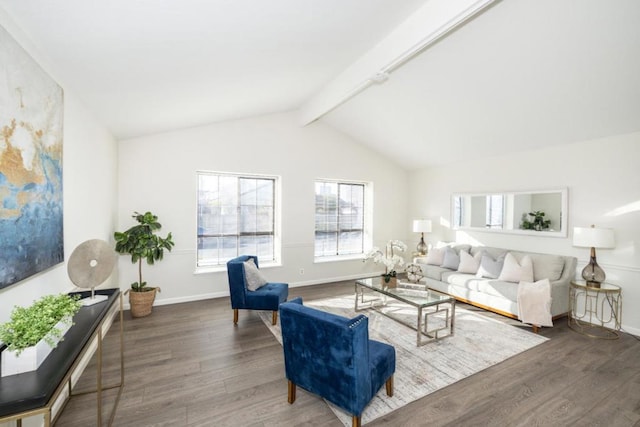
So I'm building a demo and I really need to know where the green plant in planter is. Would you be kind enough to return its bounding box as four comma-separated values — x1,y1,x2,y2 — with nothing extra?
521,210,552,231
0,294,82,355
114,211,175,292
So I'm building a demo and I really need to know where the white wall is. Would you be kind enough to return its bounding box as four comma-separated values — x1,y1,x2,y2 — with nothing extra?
0,11,119,325
117,112,410,305
409,132,640,335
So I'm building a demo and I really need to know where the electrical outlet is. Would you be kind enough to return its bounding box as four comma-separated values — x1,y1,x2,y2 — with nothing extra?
299,268,304,275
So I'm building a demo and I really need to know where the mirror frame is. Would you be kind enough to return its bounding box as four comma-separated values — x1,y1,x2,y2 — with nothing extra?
451,188,568,238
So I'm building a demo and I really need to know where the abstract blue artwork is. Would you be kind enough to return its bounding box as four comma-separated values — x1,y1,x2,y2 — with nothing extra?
0,24,64,290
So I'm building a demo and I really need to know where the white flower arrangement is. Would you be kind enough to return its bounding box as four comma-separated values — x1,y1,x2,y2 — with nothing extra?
364,240,408,281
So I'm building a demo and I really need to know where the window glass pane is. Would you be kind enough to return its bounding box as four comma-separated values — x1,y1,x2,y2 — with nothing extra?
314,180,366,257
197,172,277,266
486,195,504,229
453,196,463,228
197,236,219,266
314,230,337,257
337,230,363,254
220,236,238,262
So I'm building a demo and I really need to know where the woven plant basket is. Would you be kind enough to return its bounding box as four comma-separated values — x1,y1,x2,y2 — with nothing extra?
126,287,160,318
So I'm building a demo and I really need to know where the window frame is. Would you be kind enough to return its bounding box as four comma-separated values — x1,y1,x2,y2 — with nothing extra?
195,170,281,273
313,178,372,262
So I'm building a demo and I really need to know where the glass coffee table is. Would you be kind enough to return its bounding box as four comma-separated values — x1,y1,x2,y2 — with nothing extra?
355,277,455,346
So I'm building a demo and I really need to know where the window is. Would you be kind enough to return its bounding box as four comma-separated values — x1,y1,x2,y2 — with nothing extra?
315,180,366,257
197,172,278,267
486,194,504,229
453,196,463,228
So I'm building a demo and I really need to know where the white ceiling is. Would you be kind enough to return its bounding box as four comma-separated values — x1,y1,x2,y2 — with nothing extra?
1,0,639,169
0,0,427,138
322,0,640,169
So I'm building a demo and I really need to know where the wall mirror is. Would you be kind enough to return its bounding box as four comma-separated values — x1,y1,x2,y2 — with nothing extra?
451,188,568,237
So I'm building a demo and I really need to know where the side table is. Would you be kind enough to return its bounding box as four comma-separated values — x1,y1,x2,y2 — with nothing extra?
568,280,622,339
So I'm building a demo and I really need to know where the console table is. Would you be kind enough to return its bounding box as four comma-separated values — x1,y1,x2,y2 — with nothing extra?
0,289,124,426
568,280,622,339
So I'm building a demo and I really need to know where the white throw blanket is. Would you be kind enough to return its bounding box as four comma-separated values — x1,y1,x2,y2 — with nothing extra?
517,279,553,327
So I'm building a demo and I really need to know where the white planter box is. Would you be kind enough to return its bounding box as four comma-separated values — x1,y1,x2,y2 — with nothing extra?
1,319,72,377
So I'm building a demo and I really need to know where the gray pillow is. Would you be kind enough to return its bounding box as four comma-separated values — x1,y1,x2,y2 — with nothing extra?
476,253,505,279
440,247,460,270
244,258,267,291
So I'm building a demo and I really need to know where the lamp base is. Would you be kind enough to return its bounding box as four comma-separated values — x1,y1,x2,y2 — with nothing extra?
416,236,427,256
581,248,605,287
584,280,602,288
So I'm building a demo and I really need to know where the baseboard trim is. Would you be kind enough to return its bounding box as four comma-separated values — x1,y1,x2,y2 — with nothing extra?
122,274,368,310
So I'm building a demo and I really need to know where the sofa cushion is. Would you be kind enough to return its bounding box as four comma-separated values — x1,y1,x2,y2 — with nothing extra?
528,253,565,281
421,264,452,281
476,253,505,279
440,247,461,270
442,271,478,289
457,250,481,274
477,280,519,301
436,242,472,253
498,253,534,283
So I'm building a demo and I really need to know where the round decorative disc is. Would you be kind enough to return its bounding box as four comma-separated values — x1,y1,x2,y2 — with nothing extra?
67,239,116,289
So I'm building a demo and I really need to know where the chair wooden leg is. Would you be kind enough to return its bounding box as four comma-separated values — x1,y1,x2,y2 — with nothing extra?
287,380,296,404
532,325,539,333
272,310,278,325
352,415,361,427
386,375,394,397
233,309,238,325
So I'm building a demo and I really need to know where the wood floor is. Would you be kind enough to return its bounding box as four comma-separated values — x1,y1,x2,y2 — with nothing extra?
55,281,640,427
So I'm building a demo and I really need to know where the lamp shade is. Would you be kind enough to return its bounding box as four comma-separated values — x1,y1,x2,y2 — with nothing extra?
573,226,615,248
413,219,432,233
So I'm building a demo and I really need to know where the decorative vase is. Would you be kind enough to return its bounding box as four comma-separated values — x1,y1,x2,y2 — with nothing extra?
1,319,72,377
382,276,397,288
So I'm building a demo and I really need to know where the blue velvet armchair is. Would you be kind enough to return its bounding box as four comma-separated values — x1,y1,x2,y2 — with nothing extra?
226,255,288,325
279,298,395,427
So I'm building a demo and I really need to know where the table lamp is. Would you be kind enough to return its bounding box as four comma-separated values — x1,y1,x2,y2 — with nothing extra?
573,225,615,287
412,219,432,256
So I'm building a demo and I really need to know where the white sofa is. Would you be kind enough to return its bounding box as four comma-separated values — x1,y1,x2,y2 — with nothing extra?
415,245,577,324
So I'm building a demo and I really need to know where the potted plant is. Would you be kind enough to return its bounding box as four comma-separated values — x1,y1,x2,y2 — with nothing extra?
0,294,81,376
364,240,407,287
114,211,175,317
521,210,552,231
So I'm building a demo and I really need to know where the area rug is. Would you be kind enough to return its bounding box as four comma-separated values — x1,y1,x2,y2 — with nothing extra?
258,294,548,426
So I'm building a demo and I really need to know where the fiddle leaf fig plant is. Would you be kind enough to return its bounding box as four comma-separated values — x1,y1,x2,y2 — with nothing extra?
114,211,175,292
0,294,82,355
521,210,552,231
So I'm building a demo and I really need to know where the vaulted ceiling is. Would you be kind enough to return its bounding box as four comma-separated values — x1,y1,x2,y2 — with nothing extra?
1,0,639,169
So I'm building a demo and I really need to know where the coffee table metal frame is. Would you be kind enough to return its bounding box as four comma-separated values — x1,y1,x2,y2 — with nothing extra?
355,277,455,346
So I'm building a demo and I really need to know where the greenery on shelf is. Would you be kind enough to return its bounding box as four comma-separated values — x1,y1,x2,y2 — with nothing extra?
0,294,82,355
114,211,175,292
521,210,552,231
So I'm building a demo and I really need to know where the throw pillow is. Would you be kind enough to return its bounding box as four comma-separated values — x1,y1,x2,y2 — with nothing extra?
244,258,267,291
440,247,460,270
476,253,506,279
457,250,482,274
424,247,445,266
498,253,534,283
